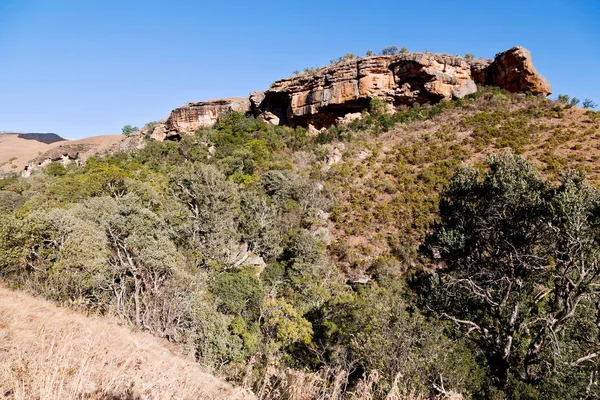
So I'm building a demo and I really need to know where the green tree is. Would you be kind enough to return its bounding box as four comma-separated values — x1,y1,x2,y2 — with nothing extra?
239,190,282,260
423,152,600,396
381,46,399,55
169,163,241,268
557,94,570,104
121,124,139,135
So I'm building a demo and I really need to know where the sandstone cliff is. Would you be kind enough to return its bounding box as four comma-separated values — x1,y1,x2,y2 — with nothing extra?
473,47,551,96
251,46,551,128
144,46,550,139
146,98,251,141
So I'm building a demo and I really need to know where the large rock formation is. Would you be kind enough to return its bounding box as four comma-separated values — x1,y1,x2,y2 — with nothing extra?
251,53,479,128
144,46,550,140
147,98,251,141
472,46,551,96
251,46,551,128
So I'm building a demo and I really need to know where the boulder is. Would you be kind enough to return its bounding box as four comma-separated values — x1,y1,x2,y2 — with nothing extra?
479,46,551,96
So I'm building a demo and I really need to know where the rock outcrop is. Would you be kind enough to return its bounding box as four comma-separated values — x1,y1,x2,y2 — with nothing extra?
146,98,251,141
471,46,551,96
251,46,550,128
17,135,133,177
144,46,550,140
251,53,479,128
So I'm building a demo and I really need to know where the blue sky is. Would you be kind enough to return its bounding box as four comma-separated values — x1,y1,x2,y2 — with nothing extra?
0,0,598,139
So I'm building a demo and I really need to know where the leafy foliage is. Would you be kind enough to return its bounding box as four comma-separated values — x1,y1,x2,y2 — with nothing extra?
422,152,600,397
3,88,600,398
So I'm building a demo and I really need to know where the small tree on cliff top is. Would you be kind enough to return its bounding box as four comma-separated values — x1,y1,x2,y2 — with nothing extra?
381,46,399,55
121,125,139,135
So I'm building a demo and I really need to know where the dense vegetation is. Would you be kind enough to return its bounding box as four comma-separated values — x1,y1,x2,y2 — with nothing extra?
2,89,600,399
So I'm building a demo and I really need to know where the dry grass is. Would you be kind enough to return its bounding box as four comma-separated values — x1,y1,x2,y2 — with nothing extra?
0,285,255,400
0,134,125,176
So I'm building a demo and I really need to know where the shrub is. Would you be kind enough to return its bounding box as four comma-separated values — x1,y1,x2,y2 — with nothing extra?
583,98,597,109
557,94,570,104
381,46,399,55
45,161,67,177
210,267,264,319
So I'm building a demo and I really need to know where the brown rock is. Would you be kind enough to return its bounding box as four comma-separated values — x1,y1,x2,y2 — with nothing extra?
252,53,478,128
251,47,550,129
146,98,251,141
471,46,551,96
144,47,550,139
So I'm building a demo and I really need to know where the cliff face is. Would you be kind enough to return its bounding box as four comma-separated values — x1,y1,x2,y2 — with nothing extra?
477,47,551,96
145,46,550,139
147,98,251,141
251,46,551,128
251,53,478,128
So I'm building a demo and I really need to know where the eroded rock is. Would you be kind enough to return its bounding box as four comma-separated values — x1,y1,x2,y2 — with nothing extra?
251,47,550,129
474,46,551,96
251,53,479,128
146,98,251,141
146,46,550,140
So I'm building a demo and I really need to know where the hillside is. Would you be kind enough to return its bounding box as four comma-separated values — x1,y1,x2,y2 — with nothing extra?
0,134,125,177
327,90,600,271
2,46,600,398
0,285,254,399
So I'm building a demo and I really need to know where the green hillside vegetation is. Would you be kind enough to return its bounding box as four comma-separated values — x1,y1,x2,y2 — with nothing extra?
2,87,600,399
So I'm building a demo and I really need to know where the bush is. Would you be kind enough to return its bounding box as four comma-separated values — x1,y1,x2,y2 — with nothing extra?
381,46,399,55
421,152,600,397
583,98,597,109
557,94,570,104
210,267,264,319
45,161,67,177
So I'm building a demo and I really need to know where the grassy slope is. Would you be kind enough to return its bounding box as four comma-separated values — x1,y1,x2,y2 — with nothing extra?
0,285,254,400
326,91,600,272
0,134,125,176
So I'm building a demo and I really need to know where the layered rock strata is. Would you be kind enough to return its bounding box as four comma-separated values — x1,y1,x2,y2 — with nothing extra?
145,46,550,139
147,98,251,141
251,46,551,128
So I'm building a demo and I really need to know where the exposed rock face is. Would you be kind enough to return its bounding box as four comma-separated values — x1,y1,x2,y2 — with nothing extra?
251,53,478,128
147,98,251,141
251,46,550,128
145,46,550,140
472,46,551,96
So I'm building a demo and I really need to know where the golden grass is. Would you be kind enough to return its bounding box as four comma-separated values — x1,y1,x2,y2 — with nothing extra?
0,285,255,400
0,134,125,176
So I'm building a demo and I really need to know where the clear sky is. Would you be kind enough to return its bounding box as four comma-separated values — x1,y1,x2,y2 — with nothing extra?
0,0,598,139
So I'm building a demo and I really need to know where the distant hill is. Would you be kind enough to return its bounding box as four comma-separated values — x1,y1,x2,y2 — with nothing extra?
0,131,66,144
0,133,126,176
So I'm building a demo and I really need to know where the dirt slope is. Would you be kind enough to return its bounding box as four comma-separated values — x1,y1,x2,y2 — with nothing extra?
0,285,255,400
0,134,125,175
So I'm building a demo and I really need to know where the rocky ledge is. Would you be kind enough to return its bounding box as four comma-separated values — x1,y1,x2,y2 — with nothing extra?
144,46,550,140
146,98,250,141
